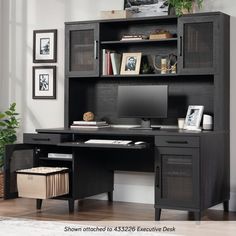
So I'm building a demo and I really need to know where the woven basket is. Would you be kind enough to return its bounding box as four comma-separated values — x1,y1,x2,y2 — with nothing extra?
0,172,4,198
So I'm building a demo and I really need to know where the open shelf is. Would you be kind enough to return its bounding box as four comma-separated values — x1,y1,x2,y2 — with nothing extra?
101,73,178,78
39,157,73,162
101,38,178,46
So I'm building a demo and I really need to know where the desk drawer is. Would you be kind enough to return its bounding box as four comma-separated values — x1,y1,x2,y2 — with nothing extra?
23,133,70,145
155,136,199,148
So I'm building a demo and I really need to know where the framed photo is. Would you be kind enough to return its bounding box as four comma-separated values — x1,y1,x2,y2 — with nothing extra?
184,105,204,130
124,0,168,18
120,52,142,75
33,29,57,63
32,66,56,99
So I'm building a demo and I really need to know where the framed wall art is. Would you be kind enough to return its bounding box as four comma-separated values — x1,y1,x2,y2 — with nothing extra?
32,66,56,99
120,52,142,75
124,0,169,18
33,29,57,63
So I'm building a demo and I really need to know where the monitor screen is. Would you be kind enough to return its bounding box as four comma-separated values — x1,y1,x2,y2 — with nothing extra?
118,85,168,119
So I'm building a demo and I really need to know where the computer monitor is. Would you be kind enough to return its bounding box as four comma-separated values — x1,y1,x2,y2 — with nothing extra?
117,85,168,129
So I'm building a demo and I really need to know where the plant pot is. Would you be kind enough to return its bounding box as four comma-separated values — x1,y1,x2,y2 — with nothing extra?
0,172,4,198
168,4,176,15
168,1,199,16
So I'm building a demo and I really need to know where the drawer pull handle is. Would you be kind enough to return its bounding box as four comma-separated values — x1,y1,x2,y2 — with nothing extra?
179,36,183,57
155,167,160,188
166,141,188,144
32,138,51,142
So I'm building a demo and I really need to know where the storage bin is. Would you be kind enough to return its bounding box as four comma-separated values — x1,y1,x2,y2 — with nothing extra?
16,167,69,199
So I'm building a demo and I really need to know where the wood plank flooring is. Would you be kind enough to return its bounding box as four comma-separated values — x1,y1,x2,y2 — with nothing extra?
0,198,235,221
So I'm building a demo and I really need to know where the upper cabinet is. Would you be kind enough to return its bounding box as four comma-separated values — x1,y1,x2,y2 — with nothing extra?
64,13,228,78
178,15,219,74
65,23,99,77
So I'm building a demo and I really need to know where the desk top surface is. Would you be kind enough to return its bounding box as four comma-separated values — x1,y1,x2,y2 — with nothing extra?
36,127,224,137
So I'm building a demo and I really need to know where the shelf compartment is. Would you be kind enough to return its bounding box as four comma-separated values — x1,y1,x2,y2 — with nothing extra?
101,38,178,46
101,74,178,78
39,157,73,162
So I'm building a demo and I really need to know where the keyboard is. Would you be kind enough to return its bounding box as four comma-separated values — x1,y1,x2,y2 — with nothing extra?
84,139,132,145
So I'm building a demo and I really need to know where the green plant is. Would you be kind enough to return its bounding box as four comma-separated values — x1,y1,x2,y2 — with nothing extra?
0,103,20,169
168,0,203,16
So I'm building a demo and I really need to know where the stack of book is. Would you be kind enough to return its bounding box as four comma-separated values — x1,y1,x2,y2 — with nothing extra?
70,121,110,129
102,49,121,76
121,35,148,41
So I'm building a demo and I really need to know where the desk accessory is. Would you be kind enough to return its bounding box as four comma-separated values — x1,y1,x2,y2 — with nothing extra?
184,105,204,130
178,118,185,129
83,112,95,121
203,114,213,130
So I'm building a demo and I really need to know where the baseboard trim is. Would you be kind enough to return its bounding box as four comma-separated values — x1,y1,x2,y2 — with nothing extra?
90,188,236,212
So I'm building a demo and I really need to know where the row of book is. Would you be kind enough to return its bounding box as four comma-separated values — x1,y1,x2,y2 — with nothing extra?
70,120,110,129
102,49,121,76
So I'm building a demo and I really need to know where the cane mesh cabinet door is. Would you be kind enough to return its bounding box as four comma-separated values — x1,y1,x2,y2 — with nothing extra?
178,15,219,74
65,23,99,77
155,147,200,209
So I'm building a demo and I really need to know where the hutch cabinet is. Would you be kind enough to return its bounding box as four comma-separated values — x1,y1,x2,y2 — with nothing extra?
65,23,99,77
178,15,220,74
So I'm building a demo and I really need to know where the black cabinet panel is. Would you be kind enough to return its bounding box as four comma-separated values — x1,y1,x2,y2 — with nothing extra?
4,144,36,199
178,15,219,74
155,146,199,209
65,23,99,77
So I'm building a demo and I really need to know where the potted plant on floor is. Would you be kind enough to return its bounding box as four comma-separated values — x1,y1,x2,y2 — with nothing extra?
0,103,20,197
168,0,203,16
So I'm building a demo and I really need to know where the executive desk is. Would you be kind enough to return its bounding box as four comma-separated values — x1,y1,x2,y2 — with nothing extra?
4,128,230,220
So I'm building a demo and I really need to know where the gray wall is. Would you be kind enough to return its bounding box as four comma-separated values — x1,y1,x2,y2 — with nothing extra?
0,0,235,211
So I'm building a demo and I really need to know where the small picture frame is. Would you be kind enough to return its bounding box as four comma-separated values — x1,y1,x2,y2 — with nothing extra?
33,66,56,99
184,105,204,130
33,29,57,63
120,52,142,75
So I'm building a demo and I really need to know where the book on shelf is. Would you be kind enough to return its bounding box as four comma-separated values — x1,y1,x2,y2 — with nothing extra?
102,49,108,75
107,50,113,75
121,35,148,41
48,153,72,159
70,125,110,129
102,49,113,75
110,52,121,75
73,121,107,125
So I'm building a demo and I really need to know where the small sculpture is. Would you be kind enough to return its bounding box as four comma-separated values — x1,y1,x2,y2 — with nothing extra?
83,112,95,121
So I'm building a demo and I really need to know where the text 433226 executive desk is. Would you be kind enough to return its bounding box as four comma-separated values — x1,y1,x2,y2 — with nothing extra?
4,128,229,221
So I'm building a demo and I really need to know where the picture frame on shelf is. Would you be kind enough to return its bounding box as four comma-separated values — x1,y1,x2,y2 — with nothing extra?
124,0,168,18
120,52,142,75
184,105,204,130
32,66,56,99
33,29,57,63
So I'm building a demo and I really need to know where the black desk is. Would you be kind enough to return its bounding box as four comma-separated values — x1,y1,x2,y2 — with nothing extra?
4,128,229,220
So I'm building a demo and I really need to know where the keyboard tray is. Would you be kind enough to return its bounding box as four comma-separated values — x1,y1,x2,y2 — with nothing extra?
58,142,149,149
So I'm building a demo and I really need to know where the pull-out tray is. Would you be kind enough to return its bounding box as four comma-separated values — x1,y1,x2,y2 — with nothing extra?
58,142,149,149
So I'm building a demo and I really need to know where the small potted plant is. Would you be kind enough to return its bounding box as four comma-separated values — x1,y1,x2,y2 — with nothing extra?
168,0,203,16
0,103,20,197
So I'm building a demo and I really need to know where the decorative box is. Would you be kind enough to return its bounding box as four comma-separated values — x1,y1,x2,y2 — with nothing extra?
100,10,132,19
149,32,173,40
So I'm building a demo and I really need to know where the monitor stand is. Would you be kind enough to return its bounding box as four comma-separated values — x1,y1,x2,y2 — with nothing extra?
130,119,161,130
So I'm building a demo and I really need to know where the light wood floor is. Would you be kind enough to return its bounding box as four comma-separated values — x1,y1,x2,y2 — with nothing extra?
0,198,235,221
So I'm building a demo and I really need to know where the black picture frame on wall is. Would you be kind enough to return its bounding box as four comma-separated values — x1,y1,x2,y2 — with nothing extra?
33,29,57,63
32,66,56,99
